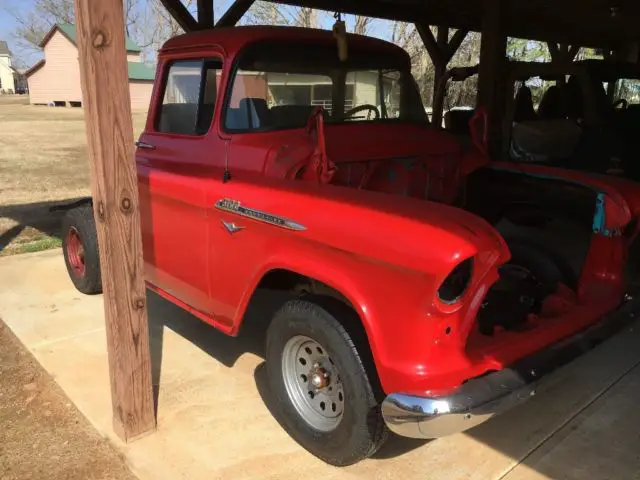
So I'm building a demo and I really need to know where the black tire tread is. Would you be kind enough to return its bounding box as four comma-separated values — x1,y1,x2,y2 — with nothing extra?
62,206,102,295
266,298,387,466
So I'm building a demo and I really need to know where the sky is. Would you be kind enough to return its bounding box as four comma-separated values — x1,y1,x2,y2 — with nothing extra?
0,0,396,67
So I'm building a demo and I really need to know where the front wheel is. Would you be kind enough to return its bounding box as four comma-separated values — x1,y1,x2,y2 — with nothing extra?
266,298,387,466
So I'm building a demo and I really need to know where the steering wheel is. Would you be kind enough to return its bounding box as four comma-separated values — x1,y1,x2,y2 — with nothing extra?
613,98,628,110
344,104,380,120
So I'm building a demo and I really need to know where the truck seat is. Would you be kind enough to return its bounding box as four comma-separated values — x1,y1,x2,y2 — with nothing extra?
513,85,537,122
270,105,318,129
159,103,199,134
537,86,564,119
444,109,474,135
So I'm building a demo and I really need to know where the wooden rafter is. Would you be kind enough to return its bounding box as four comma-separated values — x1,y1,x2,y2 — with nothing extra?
216,0,255,27
568,44,581,61
447,28,469,60
548,42,581,63
159,0,199,32
416,23,445,67
437,25,448,50
198,0,214,28
267,0,639,49
73,0,155,442
416,23,469,67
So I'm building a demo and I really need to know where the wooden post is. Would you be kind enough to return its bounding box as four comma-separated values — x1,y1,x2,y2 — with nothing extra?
198,0,214,28
434,26,448,109
73,0,155,442
477,0,506,156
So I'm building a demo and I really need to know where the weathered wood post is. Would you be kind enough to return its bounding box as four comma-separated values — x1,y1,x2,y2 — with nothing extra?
73,0,156,441
478,0,507,156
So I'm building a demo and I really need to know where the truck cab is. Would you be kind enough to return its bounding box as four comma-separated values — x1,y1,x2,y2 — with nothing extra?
62,26,640,466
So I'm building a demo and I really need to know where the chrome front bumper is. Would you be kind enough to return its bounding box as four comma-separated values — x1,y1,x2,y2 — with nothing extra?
382,369,536,438
382,298,638,439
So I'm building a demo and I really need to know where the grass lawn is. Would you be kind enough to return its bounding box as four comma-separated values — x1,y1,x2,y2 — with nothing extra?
0,95,147,256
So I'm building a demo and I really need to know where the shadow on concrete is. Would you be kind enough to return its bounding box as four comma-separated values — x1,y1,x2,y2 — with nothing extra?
146,288,425,459
0,197,88,252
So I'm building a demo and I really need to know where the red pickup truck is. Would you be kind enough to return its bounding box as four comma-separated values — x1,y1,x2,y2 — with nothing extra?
61,26,639,465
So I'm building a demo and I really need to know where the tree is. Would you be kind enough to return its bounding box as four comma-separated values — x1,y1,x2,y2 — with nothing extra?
244,1,322,28
3,0,196,65
352,16,373,36
5,0,148,53
5,0,74,52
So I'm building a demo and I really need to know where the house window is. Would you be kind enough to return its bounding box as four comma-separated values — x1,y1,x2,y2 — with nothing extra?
156,58,222,135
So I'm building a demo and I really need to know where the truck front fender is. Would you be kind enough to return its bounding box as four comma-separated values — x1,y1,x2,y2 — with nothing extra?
230,237,450,395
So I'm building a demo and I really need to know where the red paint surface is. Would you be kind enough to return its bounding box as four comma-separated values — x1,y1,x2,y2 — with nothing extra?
136,26,638,397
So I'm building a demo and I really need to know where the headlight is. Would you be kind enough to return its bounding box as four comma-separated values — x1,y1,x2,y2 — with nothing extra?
437,258,473,304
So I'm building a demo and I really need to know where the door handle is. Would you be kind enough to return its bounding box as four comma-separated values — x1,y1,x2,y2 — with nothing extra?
136,141,156,150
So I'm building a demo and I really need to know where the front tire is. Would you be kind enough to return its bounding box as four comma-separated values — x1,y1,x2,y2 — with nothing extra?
62,206,102,295
266,298,387,466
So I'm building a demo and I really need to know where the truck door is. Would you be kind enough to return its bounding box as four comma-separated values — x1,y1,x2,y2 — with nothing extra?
136,57,223,315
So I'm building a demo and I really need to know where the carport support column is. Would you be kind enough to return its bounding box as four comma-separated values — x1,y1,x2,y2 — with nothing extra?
477,0,506,157
73,0,156,441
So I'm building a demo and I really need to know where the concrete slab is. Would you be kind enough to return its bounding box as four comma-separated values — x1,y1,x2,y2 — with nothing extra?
2,249,640,480
503,363,640,480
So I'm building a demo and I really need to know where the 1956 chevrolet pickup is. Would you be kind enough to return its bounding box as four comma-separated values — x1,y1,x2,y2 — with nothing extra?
60,26,640,465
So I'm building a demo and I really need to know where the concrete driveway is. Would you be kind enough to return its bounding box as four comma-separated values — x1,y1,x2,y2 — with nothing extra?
2,249,640,480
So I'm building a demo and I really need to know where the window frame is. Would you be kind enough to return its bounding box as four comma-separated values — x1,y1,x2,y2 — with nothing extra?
153,56,223,137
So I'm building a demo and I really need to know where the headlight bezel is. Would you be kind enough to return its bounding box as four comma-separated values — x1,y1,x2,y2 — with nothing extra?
437,257,474,305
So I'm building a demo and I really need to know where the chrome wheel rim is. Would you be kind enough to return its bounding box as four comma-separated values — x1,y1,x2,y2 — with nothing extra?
281,335,344,431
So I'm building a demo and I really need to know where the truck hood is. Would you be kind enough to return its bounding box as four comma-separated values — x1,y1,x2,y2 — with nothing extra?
223,174,510,280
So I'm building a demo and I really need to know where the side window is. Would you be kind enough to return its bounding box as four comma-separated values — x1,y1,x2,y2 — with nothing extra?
156,59,222,135
224,70,333,131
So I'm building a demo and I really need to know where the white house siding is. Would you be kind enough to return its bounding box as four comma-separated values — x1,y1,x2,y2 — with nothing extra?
0,55,15,92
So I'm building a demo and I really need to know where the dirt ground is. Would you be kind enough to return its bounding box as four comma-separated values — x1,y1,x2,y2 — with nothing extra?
0,320,137,480
0,95,146,255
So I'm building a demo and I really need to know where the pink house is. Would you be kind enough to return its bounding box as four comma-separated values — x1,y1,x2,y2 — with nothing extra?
25,24,155,110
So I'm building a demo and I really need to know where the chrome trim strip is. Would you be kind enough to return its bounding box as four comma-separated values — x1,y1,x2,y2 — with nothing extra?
215,198,306,231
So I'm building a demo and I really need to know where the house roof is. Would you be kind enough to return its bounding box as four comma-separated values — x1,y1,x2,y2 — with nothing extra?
25,58,154,82
41,23,142,53
0,40,12,56
127,62,156,81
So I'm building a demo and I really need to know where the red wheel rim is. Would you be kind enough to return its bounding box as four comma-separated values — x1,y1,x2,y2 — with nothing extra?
66,227,86,278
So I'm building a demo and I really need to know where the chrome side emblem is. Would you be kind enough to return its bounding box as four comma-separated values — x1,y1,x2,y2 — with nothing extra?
215,198,306,231
221,220,244,234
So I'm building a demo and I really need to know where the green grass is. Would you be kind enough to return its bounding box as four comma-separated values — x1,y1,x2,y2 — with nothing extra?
1,236,62,256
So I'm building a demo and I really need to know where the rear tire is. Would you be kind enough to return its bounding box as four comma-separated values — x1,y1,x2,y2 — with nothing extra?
265,299,387,466
62,206,102,295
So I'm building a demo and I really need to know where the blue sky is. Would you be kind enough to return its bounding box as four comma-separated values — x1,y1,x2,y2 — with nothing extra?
0,0,394,66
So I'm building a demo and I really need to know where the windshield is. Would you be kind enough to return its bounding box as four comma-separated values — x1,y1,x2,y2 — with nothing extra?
224,41,428,131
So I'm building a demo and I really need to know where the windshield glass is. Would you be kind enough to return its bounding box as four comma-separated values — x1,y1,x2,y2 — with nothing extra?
224,41,428,131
